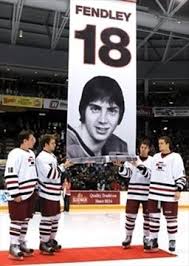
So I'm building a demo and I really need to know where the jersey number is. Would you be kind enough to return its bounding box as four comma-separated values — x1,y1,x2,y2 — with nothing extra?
75,24,131,67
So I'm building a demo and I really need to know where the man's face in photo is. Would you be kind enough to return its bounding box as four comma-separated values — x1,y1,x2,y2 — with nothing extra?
84,99,120,142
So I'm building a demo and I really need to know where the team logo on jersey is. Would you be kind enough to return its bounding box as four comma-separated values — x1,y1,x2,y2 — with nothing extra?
156,161,166,171
28,156,35,166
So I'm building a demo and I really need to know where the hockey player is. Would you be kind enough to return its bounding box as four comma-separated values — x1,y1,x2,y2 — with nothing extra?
145,136,186,253
117,139,152,249
4,130,37,260
36,134,73,255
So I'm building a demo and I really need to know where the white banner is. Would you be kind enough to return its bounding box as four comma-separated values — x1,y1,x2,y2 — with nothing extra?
67,0,136,159
43,98,67,110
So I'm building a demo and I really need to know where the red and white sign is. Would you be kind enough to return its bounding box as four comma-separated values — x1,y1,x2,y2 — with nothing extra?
71,191,120,205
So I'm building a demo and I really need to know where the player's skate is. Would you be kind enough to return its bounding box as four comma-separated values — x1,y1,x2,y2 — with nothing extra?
20,241,34,256
39,242,55,255
143,236,150,250
144,238,159,252
122,235,132,249
9,244,24,260
169,240,176,252
48,239,61,252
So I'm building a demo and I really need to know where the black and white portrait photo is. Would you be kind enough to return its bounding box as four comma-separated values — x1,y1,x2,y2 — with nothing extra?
68,0,136,159
67,76,128,158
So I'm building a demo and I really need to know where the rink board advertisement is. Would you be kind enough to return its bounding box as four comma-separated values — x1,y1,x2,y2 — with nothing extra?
67,0,136,160
70,191,120,205
43,98,67,110
153,106,189,117
2,95,42,108
0,190,9,204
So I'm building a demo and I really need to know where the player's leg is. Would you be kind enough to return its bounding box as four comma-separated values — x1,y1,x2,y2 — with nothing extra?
145,199,161,252
48,212,62,251
122,199,140,248
39,197,55,254
9,220,24,260
163,201,178,252
19,193,37,256
142,201,150,249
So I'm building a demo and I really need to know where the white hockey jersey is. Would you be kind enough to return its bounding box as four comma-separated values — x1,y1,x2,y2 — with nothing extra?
119,155,153,201
149,152,186,202
4,148,37,201
36,150,64,201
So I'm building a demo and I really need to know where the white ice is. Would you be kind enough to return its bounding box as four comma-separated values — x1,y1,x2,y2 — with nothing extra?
0,208,188,266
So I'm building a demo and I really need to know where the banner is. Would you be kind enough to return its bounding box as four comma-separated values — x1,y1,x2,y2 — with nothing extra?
2,95,42,108
70,190,120,205
153,107,189,117
43,98,67,110
67,0,136,160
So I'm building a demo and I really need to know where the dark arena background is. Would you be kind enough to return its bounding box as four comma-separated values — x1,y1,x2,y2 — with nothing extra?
0,1,189,266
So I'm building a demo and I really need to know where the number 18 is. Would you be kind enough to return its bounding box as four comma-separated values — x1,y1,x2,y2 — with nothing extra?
75,24,131,67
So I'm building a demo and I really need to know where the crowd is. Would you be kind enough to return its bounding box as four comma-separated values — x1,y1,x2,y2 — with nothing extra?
0,114,189,191
0,79,67,100
1,144,189,191
65,163,129,191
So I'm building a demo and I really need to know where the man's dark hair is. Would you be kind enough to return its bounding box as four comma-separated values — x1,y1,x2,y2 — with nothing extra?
139,138,151,148
40,134,56,148
79,76,125,125
18,130,34,146
159,136,173,150
137,138,151,155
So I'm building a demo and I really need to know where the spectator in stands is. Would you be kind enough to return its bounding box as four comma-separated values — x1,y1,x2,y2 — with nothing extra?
97,179,105,191
63,177,71,212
